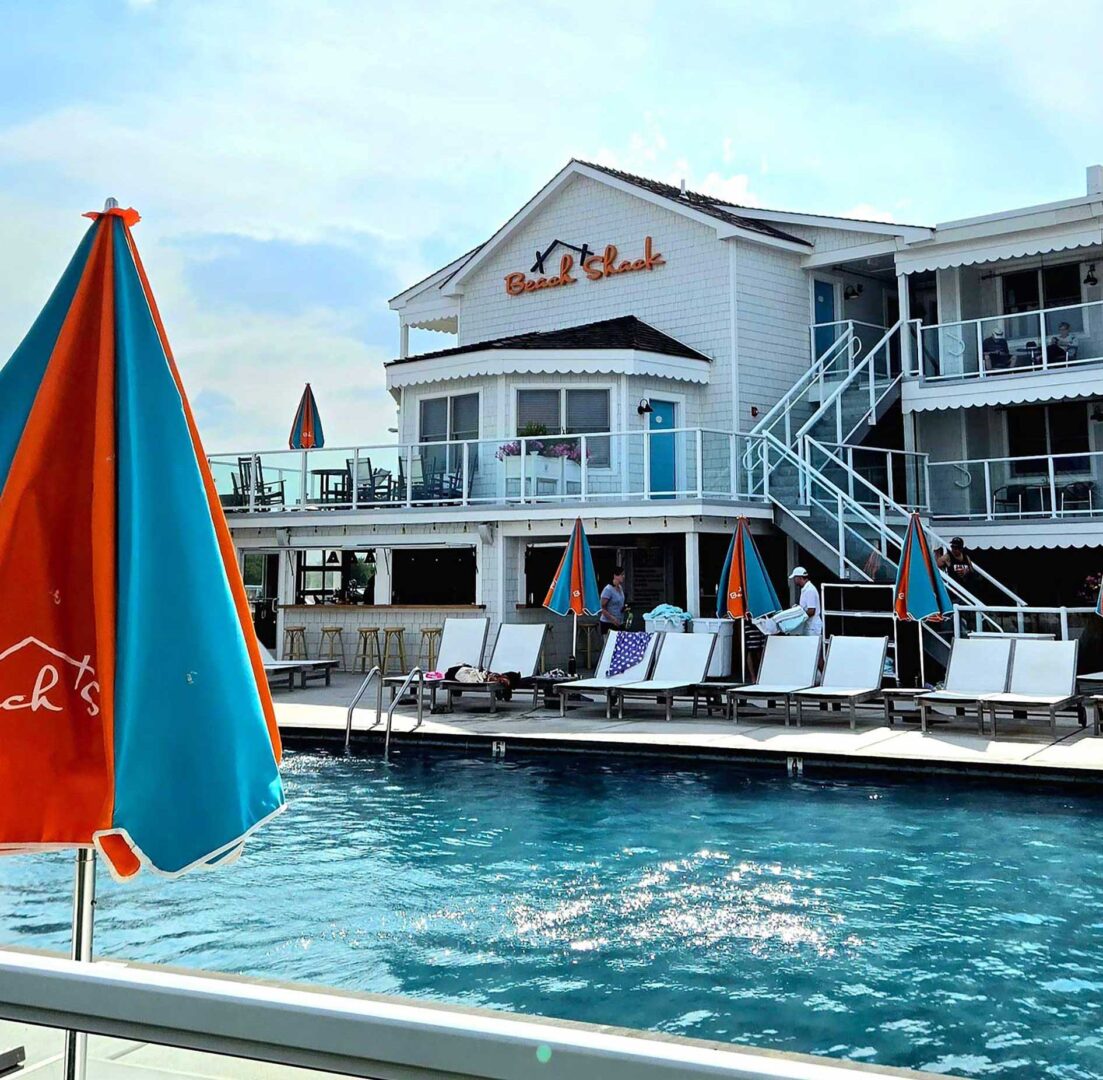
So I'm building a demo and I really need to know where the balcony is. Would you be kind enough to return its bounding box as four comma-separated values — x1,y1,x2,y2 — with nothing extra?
928,450,1103,521
209,428,769,514
913,299,1103,382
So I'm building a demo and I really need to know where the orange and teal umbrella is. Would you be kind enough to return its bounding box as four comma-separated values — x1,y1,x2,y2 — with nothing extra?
717,516,780,619
0,203,283,881
894,512,953,687
289,382,324,449
544,518,600,665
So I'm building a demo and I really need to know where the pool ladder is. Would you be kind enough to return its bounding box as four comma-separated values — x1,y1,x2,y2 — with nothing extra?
343,666,425,760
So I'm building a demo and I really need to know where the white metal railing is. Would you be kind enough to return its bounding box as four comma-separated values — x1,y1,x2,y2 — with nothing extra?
209,428,771,512
911,298,1103,382
0,950,934,1080
813,442,931,512
809,320,887,366
927,450,1103,520
952,605,1096,641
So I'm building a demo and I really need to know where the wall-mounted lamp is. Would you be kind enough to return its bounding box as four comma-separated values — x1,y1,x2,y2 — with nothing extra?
325,551,340,565
637,398,653,415
843,283,864,301
1091,405,1103,423
1086,264,1099,287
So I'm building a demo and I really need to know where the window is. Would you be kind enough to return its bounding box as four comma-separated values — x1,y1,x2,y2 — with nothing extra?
295,550,376,604
1007,404,1089,475
516,388,611,466
418,393,479,475
1002,262,1085,331
391,548,476,605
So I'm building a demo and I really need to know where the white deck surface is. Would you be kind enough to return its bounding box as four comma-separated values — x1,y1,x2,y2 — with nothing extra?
276,674,1103,778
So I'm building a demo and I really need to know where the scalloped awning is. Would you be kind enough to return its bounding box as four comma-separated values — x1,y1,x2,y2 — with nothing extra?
897,223,1103,275
903,365,1103,412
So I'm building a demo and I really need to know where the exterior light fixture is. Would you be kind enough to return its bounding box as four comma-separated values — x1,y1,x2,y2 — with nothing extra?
1086,265,1099,287
326,551,340,565
637,398,653,415
1091,405,1103,422
844,283,864,301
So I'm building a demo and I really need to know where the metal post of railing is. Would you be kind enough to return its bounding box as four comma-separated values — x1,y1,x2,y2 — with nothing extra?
984,462,993,520
461,443,470,506
1017,608,1025,635
643,426,651,500
976,322,985,378
953,607,961,640
1060,608,1069,641
1039,313,1048,370
694,430,703,500
1048,455,1058,518
351,449,360,510
846,447,855,502
886,452,895,505
879,498,887,554
836,493,846,578
405,446,413,506
248,455,257,512
923,456,931,513
729,434,738,499
519,436,528,504
579,434,588,501
384,668,423,761
344,667,382,752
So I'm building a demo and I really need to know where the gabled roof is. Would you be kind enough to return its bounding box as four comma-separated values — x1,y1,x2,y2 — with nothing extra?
385,315,709,366
575,160,811,246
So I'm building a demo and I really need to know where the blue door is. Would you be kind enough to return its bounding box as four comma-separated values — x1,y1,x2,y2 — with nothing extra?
813,279,837,358
648,400,677,498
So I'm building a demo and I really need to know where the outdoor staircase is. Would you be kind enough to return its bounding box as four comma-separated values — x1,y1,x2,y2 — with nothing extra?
747,322,1025,653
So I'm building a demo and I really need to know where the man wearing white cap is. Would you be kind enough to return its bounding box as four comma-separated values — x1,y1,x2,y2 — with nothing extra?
789,566,823,636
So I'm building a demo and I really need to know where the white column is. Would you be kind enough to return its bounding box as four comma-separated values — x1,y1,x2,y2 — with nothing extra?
373,547,392,605
897,271,912,374
399,321,410,359
684,531,701,618
276,548,296,658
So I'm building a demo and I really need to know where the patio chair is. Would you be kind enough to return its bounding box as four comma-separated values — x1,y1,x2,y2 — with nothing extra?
611,632,717,722
443,623,548,713
724,635,821,725
791,636,888,730
917,637,1013,734
983,639,1079,739
555,631,660,717
384,616,489,707
258,643,337,690
237,456,286,509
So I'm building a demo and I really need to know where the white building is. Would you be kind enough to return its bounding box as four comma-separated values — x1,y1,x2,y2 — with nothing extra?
214,160,1103,664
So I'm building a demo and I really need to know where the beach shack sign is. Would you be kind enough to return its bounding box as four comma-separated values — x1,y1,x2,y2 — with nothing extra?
505,237,666,297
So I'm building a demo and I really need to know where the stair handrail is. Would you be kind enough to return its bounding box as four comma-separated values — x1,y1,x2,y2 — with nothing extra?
803,436,1026,608
383,667,424,761
793,320,901,445
344,666,382,752
750,326,856,442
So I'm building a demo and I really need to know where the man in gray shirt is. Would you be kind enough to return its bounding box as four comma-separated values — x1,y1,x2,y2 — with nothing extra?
599,566,627,636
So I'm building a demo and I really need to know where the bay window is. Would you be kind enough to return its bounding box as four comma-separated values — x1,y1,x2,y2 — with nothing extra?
418,392,479,475
516,388,611,466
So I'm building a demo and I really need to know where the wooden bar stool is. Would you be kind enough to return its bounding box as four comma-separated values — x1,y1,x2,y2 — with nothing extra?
381,626,407,675
283,625,307,660
419,626,443,670
579,621,600,670
355,626,382,671
318,626,346,670
540,621,556,671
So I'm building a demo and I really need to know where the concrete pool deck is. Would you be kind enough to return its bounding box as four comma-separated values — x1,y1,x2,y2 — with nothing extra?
275,674,1103,783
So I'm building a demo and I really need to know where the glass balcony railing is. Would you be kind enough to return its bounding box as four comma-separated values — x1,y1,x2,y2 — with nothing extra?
914,299,1103,382
927,450,1103,519
209,429,770,512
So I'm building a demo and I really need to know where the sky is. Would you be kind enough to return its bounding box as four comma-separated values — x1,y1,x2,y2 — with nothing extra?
1,0,1101,451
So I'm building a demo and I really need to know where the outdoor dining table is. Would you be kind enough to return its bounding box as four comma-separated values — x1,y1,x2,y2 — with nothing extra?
311,467,349,503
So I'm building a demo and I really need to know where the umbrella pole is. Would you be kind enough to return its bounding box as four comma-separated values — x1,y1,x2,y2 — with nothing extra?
918,622,927,690
570,610,578,675
740,618,746,683
63,847,96,1080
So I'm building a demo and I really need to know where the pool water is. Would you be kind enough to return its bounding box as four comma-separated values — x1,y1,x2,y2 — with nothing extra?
2,750,1103,1079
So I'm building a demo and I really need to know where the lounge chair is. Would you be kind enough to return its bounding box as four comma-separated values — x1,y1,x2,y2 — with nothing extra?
555,631,660,718
791,636,887,729
443,623,548,713
983,639,1079,739
611,632,717,722
385,616,489,707
917,637,1013,734
259,643,337,690
724,635,821,724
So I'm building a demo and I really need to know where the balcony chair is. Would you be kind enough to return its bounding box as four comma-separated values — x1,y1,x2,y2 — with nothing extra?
237,456,285,509
1060,480,1095,513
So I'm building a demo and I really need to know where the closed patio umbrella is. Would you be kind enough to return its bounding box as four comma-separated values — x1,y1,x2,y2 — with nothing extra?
0,202,284,1080
289,381,324,449
894,512,954,687
717,516,781,680
543,517,601,672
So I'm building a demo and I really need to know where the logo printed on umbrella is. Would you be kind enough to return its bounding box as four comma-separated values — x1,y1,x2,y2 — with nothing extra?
0,637,99,717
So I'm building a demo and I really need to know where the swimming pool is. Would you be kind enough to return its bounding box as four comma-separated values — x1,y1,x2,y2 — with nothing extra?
2,750,1102,1078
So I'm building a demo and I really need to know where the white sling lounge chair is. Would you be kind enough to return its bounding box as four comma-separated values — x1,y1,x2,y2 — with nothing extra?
259,643,336,690
791,636,887,730
555,630,659,718
386,616,489,707
917,637,1013,734
983,639,1079,739
612,632,717,722
725,635,821,725
444,623,548,713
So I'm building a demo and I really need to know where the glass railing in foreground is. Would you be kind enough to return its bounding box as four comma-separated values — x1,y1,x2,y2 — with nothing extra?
0,950,927,1080
914,298,1103,381
210,430,771,511
927,451,1103,519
